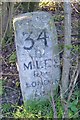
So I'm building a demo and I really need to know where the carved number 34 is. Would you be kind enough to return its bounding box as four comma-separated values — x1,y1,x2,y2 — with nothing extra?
23,29,48,50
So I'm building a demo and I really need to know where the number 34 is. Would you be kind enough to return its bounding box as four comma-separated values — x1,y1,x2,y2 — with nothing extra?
23,29,48,50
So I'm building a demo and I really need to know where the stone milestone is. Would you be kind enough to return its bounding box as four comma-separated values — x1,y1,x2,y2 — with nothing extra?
13,11,60,101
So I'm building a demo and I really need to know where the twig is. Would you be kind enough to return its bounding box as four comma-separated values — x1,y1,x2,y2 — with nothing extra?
1,56,8,66
27,2,30,12
50,81,58,118
60,84,69,119
51,92,58,118
1,14,9,41
2,86,18,92
70,109,80,118
68,70,79,101
14,3,21,14
68,57,78,101
72,41,80,45
5,49,16,59
60,84,67,119
57,81,78,102
68,62,78,90
8,3,14,30
2,73,18,76
72,3,79,13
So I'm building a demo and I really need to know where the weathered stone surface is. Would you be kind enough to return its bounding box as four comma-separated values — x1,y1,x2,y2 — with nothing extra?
13,11,60,101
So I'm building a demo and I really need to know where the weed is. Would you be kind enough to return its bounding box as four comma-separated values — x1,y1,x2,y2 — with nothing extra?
8,51,17,63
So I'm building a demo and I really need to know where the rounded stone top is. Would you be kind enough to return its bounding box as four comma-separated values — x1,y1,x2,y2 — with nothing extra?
13,11,52,27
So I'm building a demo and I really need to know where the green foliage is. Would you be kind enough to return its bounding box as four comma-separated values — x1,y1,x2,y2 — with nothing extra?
72,45,79,53
2,103,11,113
0,79,2,96
13,105,35,118
8,51,17,63
64,44,79,53
21,2,39,12
2,29,13,48
0,79,7,97
65,45,73,50
39,1,50,7
2,38,6,48
69,99,78,114
16,81,20,87
59,44,64,52
68,88,80,118
2,103,13,117
12,85,80,118
2,87,79,118
39,1,57,11
13,96,79,118
14,99,53,118
56,99,63,118
54,15,64,22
